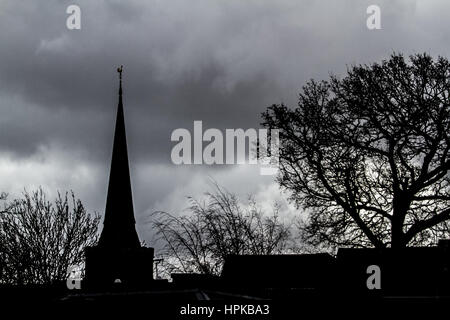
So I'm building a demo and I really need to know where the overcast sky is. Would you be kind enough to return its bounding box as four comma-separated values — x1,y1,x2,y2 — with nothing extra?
0,0,449,245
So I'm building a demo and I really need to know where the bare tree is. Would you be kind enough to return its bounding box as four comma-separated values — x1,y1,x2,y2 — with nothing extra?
262,53,449,250
0,188,100,285
152,184,292,276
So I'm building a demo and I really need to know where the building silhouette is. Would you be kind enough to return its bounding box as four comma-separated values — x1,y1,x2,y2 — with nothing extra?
84,66,154,290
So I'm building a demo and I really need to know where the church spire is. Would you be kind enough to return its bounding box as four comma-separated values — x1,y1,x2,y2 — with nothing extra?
98,66,141,249
118,65,123,95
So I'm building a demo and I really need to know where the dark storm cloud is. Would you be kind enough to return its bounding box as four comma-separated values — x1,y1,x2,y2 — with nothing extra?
0,0,290,161
2,0,437,161
1,0,450,239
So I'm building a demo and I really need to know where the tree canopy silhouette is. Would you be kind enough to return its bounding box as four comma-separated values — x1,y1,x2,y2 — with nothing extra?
262,53,449,249
0,189,100,285
152,184,292,276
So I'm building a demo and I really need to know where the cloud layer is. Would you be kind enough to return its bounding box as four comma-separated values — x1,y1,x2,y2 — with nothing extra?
1,0,449,245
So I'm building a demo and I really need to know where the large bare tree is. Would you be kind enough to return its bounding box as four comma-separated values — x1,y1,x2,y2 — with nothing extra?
262,53,449,249
0,189,100,285
152,184,292,276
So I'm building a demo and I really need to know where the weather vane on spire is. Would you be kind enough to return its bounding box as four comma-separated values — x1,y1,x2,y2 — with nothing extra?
117,65,123,80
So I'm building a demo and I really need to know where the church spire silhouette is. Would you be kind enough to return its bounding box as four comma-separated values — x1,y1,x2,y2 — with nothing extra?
98,66,140,249
85,67,153,290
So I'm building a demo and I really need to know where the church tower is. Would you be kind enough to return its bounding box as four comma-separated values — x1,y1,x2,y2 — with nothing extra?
85,67,154,290
98,66,140,249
